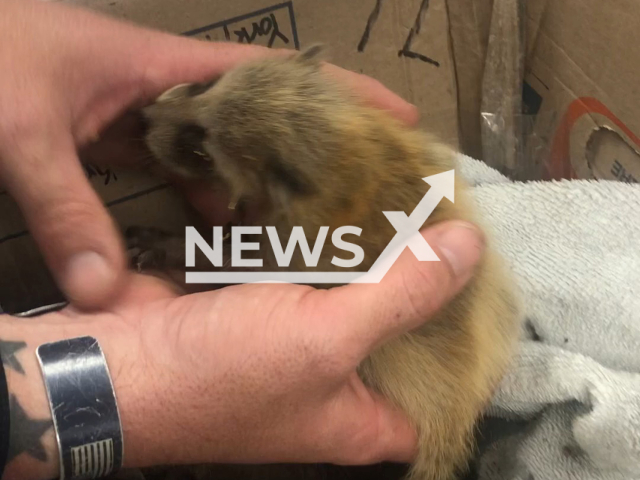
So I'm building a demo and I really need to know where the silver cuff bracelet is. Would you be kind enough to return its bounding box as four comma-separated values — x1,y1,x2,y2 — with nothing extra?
37,336,124,480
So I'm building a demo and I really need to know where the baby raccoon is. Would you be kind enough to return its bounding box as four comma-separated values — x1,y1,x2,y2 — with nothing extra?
129,45,522,480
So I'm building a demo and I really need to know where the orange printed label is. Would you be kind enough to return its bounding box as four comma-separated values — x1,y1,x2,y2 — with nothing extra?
545,97,640,180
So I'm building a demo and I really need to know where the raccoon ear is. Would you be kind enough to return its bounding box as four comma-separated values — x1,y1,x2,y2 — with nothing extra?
155,78,219,103
185,78,219,97
156,83,191,102
296,44,326,65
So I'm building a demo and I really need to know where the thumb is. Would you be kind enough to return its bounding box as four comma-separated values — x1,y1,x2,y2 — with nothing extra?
327,221,485,357
0,132,128,309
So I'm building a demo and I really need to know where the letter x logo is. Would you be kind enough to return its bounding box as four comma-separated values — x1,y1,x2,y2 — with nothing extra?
359,170,455,283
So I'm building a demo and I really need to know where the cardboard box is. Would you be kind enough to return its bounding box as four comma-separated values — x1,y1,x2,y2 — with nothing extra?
0,0,467,313
522,0,640,182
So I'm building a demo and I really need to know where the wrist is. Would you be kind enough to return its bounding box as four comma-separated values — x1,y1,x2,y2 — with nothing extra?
0,317,59,480
0,312,154,480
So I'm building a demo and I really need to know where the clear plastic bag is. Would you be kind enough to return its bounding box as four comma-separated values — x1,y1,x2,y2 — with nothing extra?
480,0,531,180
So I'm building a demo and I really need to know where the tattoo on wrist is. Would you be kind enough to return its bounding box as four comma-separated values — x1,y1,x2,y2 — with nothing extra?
7,395,52,463
0,340,26,375
0,337,54,465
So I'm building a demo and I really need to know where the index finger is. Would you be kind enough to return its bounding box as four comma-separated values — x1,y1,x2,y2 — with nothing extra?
133,34,419,125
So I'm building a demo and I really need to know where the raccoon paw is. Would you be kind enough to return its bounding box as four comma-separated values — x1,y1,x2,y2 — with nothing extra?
125,226,173,272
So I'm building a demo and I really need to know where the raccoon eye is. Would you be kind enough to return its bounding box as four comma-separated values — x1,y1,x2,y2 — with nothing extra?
174,123,209,159
186,78,219,97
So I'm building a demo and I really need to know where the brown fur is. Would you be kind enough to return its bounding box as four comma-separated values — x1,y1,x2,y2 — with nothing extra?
131,46,523,480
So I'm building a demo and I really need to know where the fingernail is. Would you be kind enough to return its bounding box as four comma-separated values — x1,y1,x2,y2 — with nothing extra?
435,222,484,278
64,252,116,304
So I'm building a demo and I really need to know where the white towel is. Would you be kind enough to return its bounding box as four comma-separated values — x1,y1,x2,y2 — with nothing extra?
455,155,640,480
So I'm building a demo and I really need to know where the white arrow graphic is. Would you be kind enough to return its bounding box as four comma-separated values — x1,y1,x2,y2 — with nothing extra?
186,169,455,284
353,169,454,283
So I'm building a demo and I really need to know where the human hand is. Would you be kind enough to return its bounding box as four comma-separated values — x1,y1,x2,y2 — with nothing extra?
0,221,483,480
0,0,419,310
